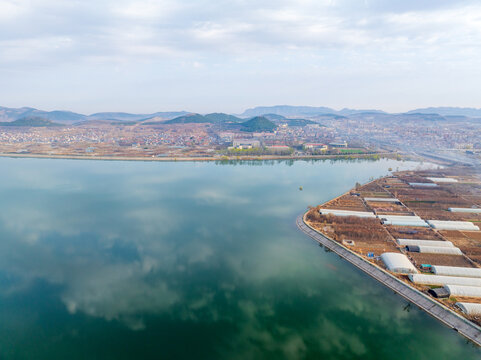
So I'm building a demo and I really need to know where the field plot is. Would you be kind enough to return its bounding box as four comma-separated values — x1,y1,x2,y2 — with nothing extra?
386,226,440,240
408,253,475,267
305,165,481,326
321,193,369,211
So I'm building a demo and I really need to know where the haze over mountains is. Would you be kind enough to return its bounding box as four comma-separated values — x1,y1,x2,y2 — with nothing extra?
1,105,481,125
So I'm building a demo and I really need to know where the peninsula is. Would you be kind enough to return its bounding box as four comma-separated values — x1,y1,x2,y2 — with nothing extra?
299,165,481,346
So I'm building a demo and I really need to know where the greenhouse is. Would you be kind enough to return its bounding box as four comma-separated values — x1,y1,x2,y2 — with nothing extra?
319,209,377,218
427,220,480,231
405,245,462,255
455,302,481,315
396,239,454,248
380,252,417,274
408,182,438,187
448,208,481,213
378,215,428,227
431,265,481,278
445,285,481,298
364,197,400,203
426,177,458,183
382,220,429,227
408,274,481,287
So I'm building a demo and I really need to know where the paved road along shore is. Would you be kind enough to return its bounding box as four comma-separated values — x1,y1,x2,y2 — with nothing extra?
296,214,481,347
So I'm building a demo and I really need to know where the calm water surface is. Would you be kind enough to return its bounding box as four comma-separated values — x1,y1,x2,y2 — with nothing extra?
0,157,479,359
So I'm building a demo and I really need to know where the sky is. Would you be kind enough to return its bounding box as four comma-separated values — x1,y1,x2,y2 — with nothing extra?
1,0,481,114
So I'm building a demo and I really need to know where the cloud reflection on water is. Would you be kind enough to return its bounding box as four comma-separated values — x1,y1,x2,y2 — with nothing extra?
0,158,477,358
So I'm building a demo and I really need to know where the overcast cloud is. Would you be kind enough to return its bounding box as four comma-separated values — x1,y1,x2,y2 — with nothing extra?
0,0,480,113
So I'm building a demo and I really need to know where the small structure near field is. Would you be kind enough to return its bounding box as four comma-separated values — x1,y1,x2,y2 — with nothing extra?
232,139,261,149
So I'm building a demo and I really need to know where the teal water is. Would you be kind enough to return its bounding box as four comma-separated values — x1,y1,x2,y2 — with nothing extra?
0,157,478,359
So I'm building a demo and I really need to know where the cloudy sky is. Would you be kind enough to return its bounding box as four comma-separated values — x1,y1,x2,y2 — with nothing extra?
1,0,480,114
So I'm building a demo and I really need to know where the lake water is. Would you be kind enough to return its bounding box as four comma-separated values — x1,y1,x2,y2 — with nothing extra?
0,157,479,359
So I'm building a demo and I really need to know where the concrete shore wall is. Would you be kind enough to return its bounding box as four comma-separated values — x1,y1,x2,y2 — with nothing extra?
296,214,481,347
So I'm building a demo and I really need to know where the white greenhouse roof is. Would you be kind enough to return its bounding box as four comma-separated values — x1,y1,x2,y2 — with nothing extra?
409,274,481,287
378,215,423,220
432,265,481,278
416,246,462,255
382,220,429,227
364,197,400,202
446,285,481,298
319,209,377,218
396,239,454,248
427,177,458,183
455,302,481,315
380,252,417,274
427,220,480,231
379,215,428,227
448,208,481,213
409,182,438,187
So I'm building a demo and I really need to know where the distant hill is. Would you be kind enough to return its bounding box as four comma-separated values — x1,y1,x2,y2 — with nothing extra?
262,113,287,121
89,111,188,121
0,106,190,124
337,108,385,116
399,113,446,121
0,106,85,124
163,113,208,124
0,116,63,127
240,116,277,132
241,105,336,118
240,105,385,118
408,107,481,117
160,113,243,125
88,112,147,121
204,113,242,123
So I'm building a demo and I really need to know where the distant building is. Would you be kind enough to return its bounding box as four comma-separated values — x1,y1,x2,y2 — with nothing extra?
266,145,290,149
266,145,291,153
232,139,261,149
304,143,327,151
329,141,348,148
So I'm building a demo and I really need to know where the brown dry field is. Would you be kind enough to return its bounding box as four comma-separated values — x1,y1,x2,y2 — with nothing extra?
407,253,475,267
307,165,481,325
321,194,369,211
309,166,481,267
386,226,441,240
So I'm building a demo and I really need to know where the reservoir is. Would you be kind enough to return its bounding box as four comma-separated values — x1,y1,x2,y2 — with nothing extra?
0,157,479,359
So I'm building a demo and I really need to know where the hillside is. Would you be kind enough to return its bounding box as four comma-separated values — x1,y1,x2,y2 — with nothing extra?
89,111,188,121
241,105,385,118
408,107,481,117
0,116,64,127
240,116,277,132
163,113,208,124
262,113,287,121
0,106,85,124
241,105,335,118
161,113,243,125
204,113,242,123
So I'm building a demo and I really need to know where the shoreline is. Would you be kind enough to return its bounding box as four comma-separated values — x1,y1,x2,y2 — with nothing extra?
0,151,396,162
297,213,481,347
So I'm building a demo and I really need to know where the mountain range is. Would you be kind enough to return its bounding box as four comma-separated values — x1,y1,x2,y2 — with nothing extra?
1,105,480,125
0,106,189,124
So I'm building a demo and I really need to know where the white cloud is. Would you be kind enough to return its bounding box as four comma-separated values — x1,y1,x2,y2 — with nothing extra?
1,0,481,112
